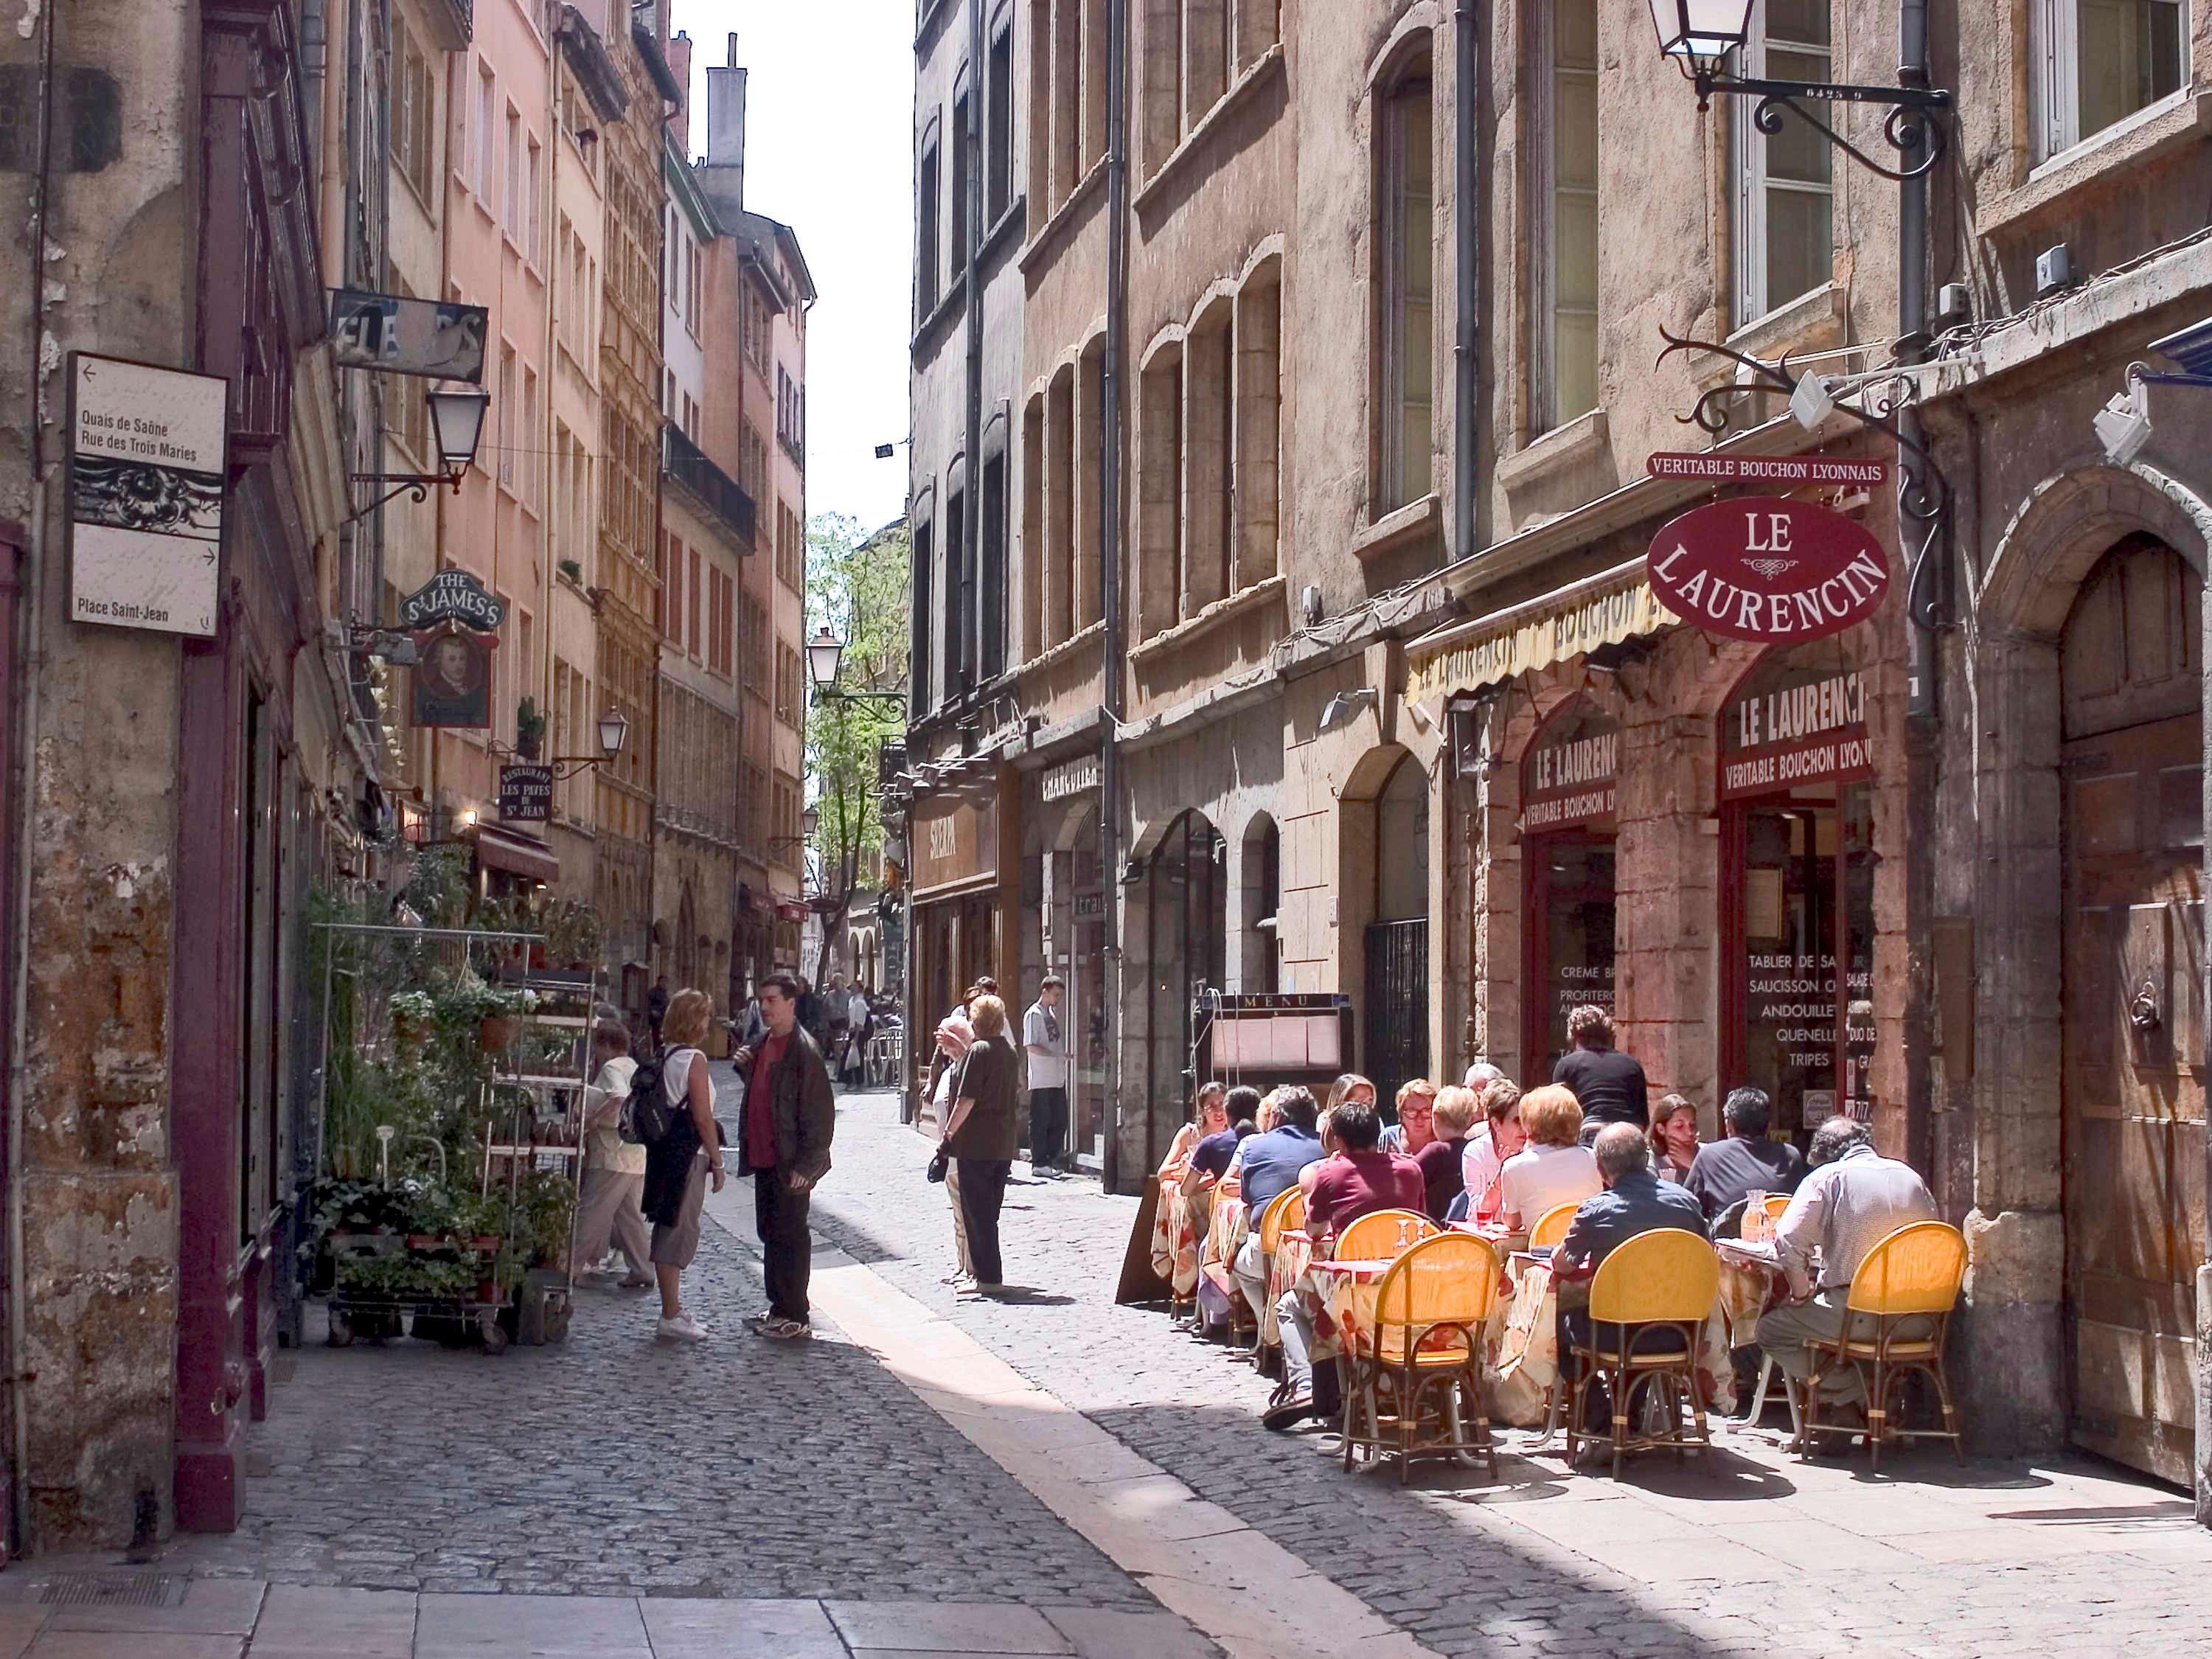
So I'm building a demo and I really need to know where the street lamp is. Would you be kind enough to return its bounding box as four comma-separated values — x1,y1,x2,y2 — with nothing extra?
802,802,820,840
805,625,908,712
495,706,630,781
347,383,493,520
1645,0,1750,74
597,707,630,759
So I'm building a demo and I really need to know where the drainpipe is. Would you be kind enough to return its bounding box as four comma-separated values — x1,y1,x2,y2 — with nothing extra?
1451,0,1480,567
1098,0,1128,1193
962,0,986,696
1899,0,1935,727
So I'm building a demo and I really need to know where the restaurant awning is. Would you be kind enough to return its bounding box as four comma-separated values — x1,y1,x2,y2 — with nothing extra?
473,823,559,884
1405,557,1679,706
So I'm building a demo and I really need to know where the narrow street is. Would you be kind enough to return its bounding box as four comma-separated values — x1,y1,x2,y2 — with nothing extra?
4,1084,2208,1658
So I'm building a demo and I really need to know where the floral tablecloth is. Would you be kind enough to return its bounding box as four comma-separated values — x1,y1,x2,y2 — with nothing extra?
1150,1175,1200,1298
1262,1229,1315,1348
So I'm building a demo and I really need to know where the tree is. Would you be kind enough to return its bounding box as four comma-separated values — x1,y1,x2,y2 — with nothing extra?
804,512,909,989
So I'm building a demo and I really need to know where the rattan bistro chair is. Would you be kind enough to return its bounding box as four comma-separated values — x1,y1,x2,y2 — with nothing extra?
1528,1201,1580,1251
1333,1208,1440,1262
1564,1228,1722,1478
1253,1186,1307,1361
1342,1231,1503,1481
1793,1221,1967,1471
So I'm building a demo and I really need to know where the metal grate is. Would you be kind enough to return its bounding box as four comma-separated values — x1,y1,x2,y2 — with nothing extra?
38,1573,188,1609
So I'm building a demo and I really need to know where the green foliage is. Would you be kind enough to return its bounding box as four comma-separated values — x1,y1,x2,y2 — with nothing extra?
403,844,475,928
335,1253,481,1301
518,1168,577,1266
805,514,908,936
515,696,547,760
541,897,605,967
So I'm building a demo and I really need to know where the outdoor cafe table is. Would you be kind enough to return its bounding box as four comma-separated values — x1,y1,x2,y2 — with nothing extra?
1714,1236,1790,1349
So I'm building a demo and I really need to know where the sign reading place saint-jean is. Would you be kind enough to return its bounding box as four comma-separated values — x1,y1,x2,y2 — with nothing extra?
1646,495,1889,644
400,569,507,632
68,352,230,639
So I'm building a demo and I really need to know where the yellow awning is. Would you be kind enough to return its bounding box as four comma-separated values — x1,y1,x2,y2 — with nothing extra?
1405,558,1679,703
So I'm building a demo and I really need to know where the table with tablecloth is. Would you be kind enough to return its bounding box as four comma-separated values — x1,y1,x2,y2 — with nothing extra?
1149,1176,1200,1298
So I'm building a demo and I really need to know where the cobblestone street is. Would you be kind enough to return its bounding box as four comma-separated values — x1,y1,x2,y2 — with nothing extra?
14,1082,2212,1659
799,1090,2212,1659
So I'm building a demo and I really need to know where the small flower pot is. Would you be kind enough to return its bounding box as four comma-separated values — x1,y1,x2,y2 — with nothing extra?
479,1014,518,1051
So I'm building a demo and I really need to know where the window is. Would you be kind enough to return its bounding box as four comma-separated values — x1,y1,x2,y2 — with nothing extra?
913,514,934,712
496,344,517,489
394,21,436,203
1236,270,1281,585
1734,2,1833,323
2036,0,2188,159
688,549,702,658
915,116,937,303
951,87,973,268
526,136,543,264
475,66,496,199
1137,345,1184,639
1377,54,1433,512
1186,307,1233,611
504,105,522,233
947,484,971,693
981,451,1008,681
1142,0,1185,170
661,532,681,641
1537,0,1599,432
521,366,539,508
987,21,1015,223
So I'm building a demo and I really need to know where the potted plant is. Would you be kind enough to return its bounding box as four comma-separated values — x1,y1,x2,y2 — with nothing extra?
558,557,583,585
515,696,547,762
389,990,434,1051
477,983,539,1051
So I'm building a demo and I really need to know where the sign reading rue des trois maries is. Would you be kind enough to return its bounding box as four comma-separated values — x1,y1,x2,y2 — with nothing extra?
1520,709,1621,833
1644,493,1889,644
68,352,230,639
498,765,554,822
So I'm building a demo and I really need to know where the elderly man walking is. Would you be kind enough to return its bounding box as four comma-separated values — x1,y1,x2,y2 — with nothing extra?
1756,1116,1938,1423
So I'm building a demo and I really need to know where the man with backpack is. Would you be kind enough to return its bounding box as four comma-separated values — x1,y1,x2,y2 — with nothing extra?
730,973,836,1339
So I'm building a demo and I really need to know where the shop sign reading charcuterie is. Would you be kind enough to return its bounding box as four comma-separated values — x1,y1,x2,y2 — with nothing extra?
1646,497,1888,644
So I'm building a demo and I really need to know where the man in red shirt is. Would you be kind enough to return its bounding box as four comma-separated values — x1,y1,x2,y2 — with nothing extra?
730,973,835,1338
1265,1097,1423,1430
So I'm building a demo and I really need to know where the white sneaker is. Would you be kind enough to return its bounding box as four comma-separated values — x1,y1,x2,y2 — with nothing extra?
656,1313,707,1342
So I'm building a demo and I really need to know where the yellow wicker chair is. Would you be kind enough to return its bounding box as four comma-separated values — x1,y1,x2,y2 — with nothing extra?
1564,1228,1722,1478
1259,1186,1307,1256
1795,1221,1966,1470
1334,1208,1440,1262
1341,1231,1503,1482
1529,1201,1581,1251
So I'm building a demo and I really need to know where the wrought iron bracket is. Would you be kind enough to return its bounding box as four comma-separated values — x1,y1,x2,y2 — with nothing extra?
485,738,608,782
812,687,910,712
1653,325,1954,634
1692,71,1951,181
342,469,463,526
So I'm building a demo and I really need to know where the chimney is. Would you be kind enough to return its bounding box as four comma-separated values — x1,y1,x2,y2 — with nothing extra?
700,50,747,218
666,29,693,158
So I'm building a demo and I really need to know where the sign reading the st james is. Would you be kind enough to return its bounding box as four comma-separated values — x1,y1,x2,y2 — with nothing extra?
67,352,229,638
400,568,507,632
1646,497,1888,644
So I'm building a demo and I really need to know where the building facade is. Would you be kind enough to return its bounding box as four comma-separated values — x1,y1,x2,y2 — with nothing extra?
901,0,2212,1512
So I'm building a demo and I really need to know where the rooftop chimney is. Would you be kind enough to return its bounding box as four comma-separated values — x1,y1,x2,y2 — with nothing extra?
666,29,693,156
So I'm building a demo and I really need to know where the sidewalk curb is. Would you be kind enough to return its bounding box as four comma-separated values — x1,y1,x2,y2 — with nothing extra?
700,1187,1441,1659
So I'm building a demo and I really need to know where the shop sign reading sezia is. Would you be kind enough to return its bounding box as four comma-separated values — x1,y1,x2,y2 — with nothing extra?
1646,498,1888,644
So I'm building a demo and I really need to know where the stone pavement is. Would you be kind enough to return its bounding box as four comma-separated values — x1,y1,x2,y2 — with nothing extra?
0,1579,1210,1658
802,1087,2212,1659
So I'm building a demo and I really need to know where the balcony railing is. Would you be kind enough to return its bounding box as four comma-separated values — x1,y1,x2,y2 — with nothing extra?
661,422,757,549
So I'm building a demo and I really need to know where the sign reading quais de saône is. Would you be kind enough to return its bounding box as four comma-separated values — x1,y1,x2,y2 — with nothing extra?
1646,497,1888,644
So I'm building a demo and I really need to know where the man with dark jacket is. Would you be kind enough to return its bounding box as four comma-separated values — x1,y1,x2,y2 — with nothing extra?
731,972,836,1339
1553,1004,1649,1138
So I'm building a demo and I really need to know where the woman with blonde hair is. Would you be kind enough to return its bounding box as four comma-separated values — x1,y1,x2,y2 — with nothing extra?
1496,1083,1599,1232
944,994,1023,1293
1381,1077,1438,1155
640,988,726,1340
1417,1085,1482,1220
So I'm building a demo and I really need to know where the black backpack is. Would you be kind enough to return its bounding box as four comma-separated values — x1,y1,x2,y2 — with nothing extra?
622,1046,678,1145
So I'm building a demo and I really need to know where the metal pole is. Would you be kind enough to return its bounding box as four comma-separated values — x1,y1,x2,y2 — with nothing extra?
1099,0,1129,1192
1899,0,1935,725
1451,0,1481,567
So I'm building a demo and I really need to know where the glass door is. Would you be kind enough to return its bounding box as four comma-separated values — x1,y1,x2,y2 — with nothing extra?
1526,832,1617,1082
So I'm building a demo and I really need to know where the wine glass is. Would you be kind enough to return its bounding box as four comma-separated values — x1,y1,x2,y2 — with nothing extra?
1394,1215,1413,1254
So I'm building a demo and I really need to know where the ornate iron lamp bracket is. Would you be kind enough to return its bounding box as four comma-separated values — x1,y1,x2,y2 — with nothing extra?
1692,72,1951,182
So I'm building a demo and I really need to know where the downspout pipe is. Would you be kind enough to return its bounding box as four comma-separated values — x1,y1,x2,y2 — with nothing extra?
1451,0,1479,567
1899,0,1935,726
1099,0,1128,1192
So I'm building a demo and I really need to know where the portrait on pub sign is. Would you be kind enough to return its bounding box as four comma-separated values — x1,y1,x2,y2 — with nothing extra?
413,627,492,728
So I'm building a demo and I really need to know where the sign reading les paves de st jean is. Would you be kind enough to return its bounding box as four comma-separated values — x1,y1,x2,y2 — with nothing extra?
1645,496,1889,644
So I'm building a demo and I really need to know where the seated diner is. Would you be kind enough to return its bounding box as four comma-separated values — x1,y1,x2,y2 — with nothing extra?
1498,1085,1600,1231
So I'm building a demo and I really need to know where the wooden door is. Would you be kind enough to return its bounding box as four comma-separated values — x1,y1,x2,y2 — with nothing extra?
2061,540,2205,1486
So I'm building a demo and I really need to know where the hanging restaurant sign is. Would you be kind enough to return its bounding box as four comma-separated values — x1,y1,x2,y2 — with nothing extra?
498,764,554,822
1646,498,1889,644
400,568,507,632
1646,451,1889,487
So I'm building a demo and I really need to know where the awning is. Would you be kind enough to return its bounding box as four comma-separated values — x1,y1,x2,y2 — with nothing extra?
1405,557,1679,705
776,900,807,922
473,824,559,884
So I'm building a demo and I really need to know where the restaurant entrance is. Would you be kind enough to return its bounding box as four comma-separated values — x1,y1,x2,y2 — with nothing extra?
1719,646,1877,1146
2058,538,2205,1488
1520,700,1621,1081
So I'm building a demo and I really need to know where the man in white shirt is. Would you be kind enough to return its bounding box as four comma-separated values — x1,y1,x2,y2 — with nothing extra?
574,1020,651,1287
1023,975,1072,1178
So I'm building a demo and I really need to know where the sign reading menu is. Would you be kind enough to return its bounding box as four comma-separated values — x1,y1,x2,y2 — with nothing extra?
1520,705,1621,833
1721,665,1872,800
68,353,229,638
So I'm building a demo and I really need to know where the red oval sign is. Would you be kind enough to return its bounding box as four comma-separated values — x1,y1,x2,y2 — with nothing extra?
1646,496,1890,643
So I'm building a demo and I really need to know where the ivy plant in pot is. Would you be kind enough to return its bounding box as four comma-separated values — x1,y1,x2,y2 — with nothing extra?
515,696,547,762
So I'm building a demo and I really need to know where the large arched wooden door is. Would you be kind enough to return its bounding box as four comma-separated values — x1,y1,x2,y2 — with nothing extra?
2061,536,2206,1485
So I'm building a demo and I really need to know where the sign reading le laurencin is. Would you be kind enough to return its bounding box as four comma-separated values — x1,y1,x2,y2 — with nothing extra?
68,352,229,639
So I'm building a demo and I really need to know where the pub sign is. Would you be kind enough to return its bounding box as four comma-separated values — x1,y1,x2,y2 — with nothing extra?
498,764,554,822
1647,497,1888,644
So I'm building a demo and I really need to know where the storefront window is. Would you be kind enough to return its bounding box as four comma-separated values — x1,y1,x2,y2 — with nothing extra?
1521,700,1621,1079
1722,647,1877,1143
